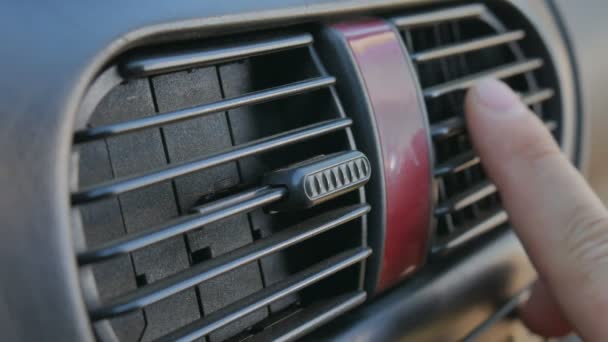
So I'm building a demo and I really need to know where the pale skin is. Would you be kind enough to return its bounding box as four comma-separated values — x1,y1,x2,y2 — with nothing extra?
465,78,608,341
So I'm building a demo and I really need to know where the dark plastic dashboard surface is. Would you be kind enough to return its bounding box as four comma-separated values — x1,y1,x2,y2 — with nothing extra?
310,230,535,341
0,0,587,341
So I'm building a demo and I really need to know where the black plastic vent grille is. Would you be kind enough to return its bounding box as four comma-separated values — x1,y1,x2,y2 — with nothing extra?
71,32,369,342
392,4,561,255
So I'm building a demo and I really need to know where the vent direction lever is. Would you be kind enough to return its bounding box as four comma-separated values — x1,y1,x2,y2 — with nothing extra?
264,150,370,212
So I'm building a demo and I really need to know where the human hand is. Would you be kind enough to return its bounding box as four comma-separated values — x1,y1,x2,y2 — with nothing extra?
465,78,608,341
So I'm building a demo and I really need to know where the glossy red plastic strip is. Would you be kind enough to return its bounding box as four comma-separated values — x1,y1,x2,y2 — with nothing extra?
333,20,432,292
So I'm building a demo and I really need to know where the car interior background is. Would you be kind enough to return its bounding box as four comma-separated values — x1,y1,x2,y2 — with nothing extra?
1,0,607,341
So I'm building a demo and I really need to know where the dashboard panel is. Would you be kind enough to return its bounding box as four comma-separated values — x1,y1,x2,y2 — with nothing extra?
553,0,608,203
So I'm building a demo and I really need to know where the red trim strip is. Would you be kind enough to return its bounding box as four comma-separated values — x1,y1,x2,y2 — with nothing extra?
333,19,432,292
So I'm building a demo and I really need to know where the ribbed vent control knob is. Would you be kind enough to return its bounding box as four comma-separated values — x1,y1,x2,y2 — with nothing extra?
264,150,370,211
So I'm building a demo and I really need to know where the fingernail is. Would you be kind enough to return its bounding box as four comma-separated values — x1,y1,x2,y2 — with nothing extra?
472,78,524,115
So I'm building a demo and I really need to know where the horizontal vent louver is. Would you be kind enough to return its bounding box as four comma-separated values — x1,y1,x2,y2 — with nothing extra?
392,4,561,254
72,32,369,342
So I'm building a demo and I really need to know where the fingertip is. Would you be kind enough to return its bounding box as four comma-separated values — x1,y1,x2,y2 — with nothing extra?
467,78,524,114
464,78,559,172
465,78,529,133
464,79,530,162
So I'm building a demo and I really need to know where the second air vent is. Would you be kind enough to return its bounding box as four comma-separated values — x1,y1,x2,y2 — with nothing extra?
392,4,562,255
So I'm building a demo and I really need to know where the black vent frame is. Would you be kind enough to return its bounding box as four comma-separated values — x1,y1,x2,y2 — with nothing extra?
71,31,370,342
391,4,562,255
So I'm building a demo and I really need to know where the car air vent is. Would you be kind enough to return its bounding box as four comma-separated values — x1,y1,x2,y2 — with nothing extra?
71,32,370,342
391,4,562,255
